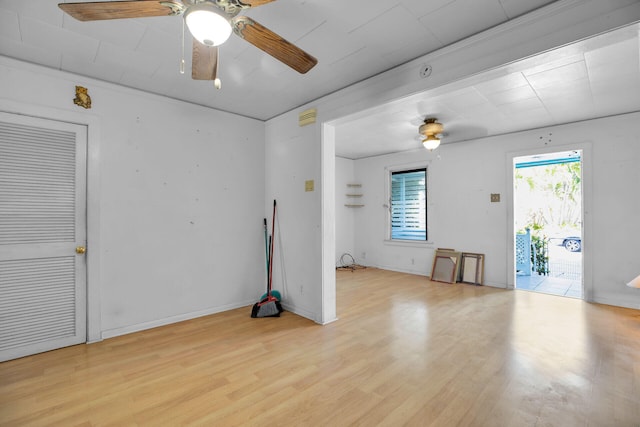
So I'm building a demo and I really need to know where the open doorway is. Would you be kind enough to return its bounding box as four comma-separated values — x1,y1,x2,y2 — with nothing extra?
514,150,583,298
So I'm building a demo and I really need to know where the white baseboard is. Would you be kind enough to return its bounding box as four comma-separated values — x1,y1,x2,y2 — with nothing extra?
592,295,640,310
101,299,255,339
482,282,508,289
280,302,321,324
319,316,339,325
369,263,429,277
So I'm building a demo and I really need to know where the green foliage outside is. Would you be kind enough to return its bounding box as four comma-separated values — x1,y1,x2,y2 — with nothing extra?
515,161,582,239
530,234,548,275
515,159,581,275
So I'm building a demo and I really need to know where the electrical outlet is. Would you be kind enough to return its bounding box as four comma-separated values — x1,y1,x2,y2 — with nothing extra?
411,258,415,265
491,193,501,203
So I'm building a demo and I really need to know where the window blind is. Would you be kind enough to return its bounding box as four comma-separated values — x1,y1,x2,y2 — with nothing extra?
391,168,426,241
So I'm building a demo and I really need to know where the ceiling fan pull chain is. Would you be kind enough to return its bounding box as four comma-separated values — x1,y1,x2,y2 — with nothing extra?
214,48,222,89
180,18,185,74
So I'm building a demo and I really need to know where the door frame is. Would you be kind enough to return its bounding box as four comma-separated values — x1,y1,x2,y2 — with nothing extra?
0,99,102,342
506,142,593,302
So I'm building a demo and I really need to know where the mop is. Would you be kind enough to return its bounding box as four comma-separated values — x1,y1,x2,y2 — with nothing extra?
251,200,283,318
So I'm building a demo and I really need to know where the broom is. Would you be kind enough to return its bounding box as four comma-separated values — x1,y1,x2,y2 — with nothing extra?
251,200,283,318
260,218,281,301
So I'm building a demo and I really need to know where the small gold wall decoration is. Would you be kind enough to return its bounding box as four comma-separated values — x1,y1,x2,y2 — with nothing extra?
73,85,92,109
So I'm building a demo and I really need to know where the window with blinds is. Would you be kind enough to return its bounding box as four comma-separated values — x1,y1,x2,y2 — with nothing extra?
391,168,427,241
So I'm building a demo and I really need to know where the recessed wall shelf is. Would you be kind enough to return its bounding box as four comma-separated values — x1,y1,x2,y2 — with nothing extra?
345,184,363,207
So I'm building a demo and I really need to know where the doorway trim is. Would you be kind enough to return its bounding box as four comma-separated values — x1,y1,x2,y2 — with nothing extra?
1,99,102,342
506,142,593,301
321,122,337,324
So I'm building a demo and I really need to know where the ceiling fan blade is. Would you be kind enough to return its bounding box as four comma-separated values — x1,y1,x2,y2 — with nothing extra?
192,40,218,81
58,1,181,22
232,16,317,74
241,0,277,7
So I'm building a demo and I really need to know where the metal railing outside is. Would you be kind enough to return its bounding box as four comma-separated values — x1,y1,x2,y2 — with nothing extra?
548,259,582,281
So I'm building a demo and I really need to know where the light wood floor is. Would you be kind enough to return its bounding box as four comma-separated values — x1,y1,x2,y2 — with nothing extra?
1,269,639,426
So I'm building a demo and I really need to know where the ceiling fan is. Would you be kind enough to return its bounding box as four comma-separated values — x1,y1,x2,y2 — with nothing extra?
418,118,444,150
58,0,318,86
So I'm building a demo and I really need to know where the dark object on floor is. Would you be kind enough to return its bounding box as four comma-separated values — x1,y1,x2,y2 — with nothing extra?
251,297,283,318
336,253,367,272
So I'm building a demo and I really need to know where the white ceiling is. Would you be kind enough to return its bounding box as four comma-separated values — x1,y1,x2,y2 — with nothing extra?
335,22,640,159
0,1,639,159
0,0,556,121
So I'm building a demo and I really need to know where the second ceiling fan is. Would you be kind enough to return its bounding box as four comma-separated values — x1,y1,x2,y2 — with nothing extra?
58,0,318,85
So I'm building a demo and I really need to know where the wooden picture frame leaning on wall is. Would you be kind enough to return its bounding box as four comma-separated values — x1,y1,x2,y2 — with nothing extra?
460,252,485,285
431,249,462,284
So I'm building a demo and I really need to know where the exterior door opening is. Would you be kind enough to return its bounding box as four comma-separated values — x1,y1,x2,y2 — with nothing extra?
514,150,583,298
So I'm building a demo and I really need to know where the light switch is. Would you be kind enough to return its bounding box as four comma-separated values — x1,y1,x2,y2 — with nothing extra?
305,180,314,192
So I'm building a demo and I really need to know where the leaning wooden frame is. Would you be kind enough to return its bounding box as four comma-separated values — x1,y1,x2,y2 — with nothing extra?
431,248,462,284
460,252,485,285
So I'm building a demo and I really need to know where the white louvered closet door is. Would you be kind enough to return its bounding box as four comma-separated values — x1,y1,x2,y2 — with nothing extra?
0,112,87,362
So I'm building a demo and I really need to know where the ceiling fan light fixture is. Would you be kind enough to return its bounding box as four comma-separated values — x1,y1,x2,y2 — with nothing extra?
419,118,443,136
419,118,443,150
185,4,232,47
422,134,441,150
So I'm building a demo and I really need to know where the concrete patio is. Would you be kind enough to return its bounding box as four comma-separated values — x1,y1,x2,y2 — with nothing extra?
516,273,582,298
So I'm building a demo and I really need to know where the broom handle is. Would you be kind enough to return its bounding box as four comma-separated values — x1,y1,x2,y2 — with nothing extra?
264,218,269,294
268,200,276,296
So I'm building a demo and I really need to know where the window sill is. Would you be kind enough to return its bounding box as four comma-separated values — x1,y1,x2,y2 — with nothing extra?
384,239,434,248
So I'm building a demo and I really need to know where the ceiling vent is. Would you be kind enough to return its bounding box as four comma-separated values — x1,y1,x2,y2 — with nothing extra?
299,108,317,127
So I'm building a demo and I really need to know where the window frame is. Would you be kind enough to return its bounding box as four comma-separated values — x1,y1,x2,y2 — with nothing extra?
385,162,430,244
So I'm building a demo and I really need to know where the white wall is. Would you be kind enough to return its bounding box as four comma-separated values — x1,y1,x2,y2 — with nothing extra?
352,113,640,311
0,57,266,339
3,0,638,341
335,157,356,267
264,118,323,321
352,150,438,277
266,0,640,322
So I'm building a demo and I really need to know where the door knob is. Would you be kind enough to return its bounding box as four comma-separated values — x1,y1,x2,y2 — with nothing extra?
76,246,86,254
